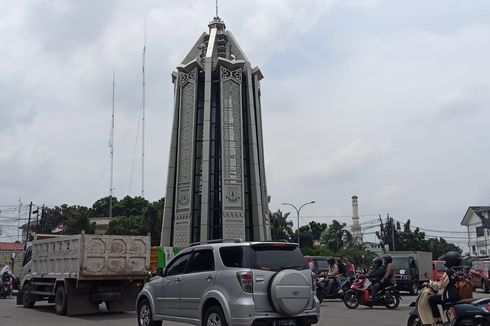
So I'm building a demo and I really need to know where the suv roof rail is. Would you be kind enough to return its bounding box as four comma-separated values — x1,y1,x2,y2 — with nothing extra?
189,238,242,247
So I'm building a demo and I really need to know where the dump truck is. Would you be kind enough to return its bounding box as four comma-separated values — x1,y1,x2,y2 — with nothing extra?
388,251,432,294
16,232,150,315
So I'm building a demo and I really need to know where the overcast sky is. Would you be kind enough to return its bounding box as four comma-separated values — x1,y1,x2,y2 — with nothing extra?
1,0,489,246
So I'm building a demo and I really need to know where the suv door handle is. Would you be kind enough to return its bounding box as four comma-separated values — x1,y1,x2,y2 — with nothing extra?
176,277,182,284
206,275,213,282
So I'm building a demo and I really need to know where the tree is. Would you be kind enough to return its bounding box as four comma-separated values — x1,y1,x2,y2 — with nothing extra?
90,196,118,217
270,210,294,242
320,220,352,252
376,217,461,257
63,205,95,234
112,196,149,217
106,216,146,235
143,198,164,246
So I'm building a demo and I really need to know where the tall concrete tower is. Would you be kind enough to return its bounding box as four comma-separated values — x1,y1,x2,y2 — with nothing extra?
161,16,271,248
351,195,362,244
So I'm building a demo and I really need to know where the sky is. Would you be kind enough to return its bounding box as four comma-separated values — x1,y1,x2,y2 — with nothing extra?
1,0,489,247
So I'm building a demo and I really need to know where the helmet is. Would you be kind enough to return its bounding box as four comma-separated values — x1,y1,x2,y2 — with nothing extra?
373,258,383,267
327,257,335,265
442,251,462,268
384,255,393,264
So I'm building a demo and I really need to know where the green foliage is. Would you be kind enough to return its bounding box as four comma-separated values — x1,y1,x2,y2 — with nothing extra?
106,216,146,235
320,220,353,252
90,196,117,217
270,210,295,242
63,205,95,234
376,218,461,258
39,196,164,245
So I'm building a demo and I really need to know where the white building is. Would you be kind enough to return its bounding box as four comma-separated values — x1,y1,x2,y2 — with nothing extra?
460,206,490,256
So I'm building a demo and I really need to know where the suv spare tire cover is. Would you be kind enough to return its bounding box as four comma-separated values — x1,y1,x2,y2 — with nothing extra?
270,269,311,316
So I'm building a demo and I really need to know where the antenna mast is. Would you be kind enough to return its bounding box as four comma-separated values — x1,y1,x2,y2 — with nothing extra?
141,19,146,198
216,0,219,17
110,70,115,218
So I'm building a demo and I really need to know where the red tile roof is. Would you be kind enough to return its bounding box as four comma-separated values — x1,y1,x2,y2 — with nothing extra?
0,242,24,251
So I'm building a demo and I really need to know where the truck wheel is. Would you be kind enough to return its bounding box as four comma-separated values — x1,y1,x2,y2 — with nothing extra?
22,284,35,308
409,282,419,295
137,298,162,326
203,305,228,326
55,285,67,315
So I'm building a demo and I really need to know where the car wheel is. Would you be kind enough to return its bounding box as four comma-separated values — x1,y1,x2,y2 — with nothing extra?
409,282,419,295
55,285,67,315
22,283,35,308
203,305,228,326
137,298,162,326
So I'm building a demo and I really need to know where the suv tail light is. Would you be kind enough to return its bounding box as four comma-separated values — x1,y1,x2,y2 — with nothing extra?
237,271,253,293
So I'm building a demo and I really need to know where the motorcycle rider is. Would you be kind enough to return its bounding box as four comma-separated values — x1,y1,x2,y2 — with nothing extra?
336,256,348,287
370,257,386,302
381,255,396,287
0,264,15,298
427,251,464,324
325,257,340,295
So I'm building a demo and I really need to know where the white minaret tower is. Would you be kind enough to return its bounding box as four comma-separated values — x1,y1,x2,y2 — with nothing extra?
351,195,362,244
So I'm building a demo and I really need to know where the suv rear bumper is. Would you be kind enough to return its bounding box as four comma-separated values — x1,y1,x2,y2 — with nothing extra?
229,297,320,326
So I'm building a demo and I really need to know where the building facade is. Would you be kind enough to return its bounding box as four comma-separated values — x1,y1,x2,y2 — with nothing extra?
461,206,490,256
161,17,271,248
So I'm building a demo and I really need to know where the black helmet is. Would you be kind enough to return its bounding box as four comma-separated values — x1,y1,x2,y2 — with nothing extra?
327,257,335,265
373,258,383,267
384,255,393,264
442,251,462,268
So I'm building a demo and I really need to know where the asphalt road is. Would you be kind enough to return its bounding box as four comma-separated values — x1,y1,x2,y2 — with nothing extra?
0,291,487,326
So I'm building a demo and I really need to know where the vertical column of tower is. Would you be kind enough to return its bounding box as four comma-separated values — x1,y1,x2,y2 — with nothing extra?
244,66,265,240
220,66,245,239
172,68,198,248
252,69,271,240
199,27,217,242
161,73,180,247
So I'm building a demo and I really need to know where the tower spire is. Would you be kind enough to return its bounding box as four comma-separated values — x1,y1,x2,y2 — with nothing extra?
216,0,219,18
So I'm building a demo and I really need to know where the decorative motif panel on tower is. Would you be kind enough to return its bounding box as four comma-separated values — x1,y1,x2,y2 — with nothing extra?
220,66,245,239
173,68,197,248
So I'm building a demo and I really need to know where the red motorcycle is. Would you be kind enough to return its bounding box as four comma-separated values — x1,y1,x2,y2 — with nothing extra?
343,272,401,309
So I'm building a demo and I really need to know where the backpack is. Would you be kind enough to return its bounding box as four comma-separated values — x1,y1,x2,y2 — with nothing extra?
454,274,473,300
448,268,473,300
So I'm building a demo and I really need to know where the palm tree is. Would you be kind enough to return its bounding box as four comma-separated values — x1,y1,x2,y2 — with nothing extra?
321,220,353,252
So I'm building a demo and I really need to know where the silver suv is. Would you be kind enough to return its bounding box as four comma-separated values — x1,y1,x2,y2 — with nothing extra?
136,240,320,326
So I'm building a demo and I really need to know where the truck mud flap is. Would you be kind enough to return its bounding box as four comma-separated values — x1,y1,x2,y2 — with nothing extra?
66,282,100,316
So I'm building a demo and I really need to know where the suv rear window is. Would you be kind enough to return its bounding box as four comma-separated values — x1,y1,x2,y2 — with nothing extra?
220,246,251,268
219,244,308,272
251,244,308,272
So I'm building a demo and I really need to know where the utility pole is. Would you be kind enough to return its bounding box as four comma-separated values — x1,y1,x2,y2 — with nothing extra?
24,201,33,250
34,206,40,234
389,214,395,251
17,198,22,242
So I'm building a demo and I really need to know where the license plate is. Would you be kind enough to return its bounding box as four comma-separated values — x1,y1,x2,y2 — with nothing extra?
273,319,297,326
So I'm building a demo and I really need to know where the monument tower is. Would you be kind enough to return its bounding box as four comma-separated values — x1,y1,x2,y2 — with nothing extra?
161,16,271,248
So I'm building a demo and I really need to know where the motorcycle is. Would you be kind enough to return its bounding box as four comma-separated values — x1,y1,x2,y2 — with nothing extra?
316,273,352,303
407,284,490,326
343,272,401,309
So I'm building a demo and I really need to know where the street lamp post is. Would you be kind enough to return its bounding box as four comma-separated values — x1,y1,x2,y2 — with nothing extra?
281,201,315,248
